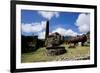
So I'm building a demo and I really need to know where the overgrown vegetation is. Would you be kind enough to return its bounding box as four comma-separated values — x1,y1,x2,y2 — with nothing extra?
21,44,90,63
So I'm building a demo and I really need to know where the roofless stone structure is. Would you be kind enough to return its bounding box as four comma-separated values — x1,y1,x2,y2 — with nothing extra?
45,21,66,56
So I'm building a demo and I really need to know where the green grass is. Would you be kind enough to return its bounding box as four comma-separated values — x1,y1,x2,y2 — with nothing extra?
21,44,90,63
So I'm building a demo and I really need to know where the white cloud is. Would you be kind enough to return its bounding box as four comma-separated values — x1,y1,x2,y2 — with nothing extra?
38,31,45,39
22,21,46,33
21,23,32,33
52,27,78,36
38,11,59,20
75,13,90,33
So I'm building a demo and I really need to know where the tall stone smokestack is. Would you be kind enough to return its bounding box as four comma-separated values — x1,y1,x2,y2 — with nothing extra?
45,21,49,39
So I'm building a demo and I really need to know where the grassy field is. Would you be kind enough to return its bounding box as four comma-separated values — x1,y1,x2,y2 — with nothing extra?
21,44,90,63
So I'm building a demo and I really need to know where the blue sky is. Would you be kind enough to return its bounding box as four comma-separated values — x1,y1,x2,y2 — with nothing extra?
21,10,90,39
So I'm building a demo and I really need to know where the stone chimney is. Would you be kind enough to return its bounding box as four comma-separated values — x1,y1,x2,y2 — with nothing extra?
45,21,49,39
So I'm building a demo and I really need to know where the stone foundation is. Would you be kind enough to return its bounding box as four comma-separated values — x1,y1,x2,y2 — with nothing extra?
46,47,66,56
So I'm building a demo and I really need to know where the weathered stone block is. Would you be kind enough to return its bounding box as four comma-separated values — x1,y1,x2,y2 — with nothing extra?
46,47,66,56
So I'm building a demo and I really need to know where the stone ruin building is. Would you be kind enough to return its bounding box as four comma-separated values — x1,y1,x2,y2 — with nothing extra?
21,35,38,53
45,21,66,56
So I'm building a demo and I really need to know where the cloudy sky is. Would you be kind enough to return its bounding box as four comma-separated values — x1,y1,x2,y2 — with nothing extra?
21,10,90,39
